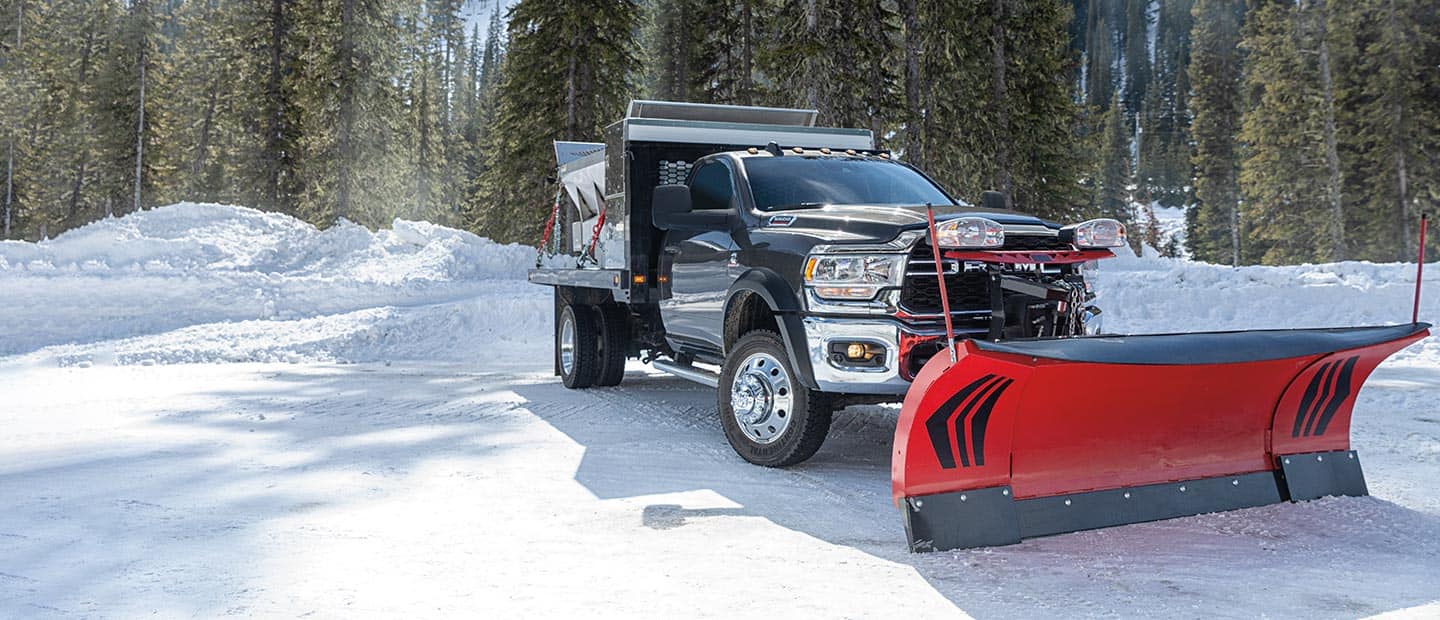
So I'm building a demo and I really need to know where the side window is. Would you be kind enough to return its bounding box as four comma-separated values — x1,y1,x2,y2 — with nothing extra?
689,162,735,211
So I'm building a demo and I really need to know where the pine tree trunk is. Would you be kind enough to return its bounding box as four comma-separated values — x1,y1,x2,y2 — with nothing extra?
67,158,86,221
266,0,287,210
337,0,356,222
133,50,146,213
192,81,218,185
989,0,1013,207
419,70,430,213
1386,0,1413,260
900,0,922,168
4,138,12,239
675,1,687,100
805,0,818,110
565,34,577,140
6,0,19,238
441,18,452,126
1316,1,1344,261
1230,191,1239,267
68,28,95,221
741,1,753,106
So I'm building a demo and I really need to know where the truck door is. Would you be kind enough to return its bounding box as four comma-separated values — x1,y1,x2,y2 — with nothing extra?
660,160,739,351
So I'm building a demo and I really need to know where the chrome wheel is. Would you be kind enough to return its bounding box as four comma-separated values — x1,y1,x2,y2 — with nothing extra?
559,312,576,375
729,352,794,444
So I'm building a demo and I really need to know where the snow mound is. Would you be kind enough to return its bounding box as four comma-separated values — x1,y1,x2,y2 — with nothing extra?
2,202,1433,368
0,203,542,359
0,203,531,282
1096,253,1439,364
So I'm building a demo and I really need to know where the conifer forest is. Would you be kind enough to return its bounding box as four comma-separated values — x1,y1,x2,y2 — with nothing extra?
1,0,1437,265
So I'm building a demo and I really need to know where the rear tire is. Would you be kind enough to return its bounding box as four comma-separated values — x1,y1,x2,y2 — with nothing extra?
557,303,599,389
595,303,629,387
719,330,832,467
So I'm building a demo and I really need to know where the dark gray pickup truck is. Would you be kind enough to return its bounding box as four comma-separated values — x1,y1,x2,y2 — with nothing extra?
529,100,1126,467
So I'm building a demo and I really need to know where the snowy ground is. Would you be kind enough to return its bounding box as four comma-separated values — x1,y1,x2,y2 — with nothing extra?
2,205,1438,618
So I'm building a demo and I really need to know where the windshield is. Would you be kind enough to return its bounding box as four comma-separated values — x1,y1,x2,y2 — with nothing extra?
741,156,955,211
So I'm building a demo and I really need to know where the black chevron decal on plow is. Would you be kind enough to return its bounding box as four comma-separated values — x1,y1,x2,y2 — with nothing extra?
1293,356,1360,437
924,374,1014,469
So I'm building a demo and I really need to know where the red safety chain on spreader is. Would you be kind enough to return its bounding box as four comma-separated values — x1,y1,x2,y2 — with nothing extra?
536,190,562,264
584,206,607,263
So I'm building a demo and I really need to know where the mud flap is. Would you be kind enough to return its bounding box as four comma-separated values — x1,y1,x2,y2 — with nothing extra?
893,324,1429,552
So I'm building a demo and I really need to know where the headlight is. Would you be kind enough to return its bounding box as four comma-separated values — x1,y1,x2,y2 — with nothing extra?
803,254,905,300
934,217,1005,249
1066,218,1127,248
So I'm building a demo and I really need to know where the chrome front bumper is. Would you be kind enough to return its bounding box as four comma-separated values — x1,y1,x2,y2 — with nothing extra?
802,317,916,395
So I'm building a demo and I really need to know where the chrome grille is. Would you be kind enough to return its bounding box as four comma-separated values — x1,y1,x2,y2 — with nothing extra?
899,235,1071,314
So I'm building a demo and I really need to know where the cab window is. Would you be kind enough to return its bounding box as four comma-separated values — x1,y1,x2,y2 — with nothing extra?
689,162,735,211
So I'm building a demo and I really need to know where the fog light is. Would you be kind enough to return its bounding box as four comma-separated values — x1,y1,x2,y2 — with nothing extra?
829,342,886,368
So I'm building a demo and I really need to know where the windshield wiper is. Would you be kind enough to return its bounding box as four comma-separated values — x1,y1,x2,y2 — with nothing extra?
767,202,827,211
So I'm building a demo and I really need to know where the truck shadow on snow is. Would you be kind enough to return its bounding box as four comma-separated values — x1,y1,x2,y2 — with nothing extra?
515,368,1440,618
11,362,1435,617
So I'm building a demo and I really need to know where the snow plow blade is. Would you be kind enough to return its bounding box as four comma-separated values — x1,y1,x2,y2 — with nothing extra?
893,323,1430,552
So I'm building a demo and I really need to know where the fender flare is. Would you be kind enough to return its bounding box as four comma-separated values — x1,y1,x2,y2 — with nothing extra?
725,268,818,390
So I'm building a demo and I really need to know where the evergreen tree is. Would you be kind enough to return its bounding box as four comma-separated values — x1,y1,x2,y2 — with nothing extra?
293,0,409,226
403,3,446,222
22,0,118,233
1187,0,1243,265
427,0,465,225
1082,0,1121,111
160,0,238,204
1096,98,1132,223
1238,0,1331,264
241,0,305,215
93,0,166,219
1121,0,1151,129
472,0,639,244
898,0,924,168
0,0,38,239
763,0,902,140
1336,0,1440,261
645,0,694,101
1136,0,1192,209
687,0,770,105
921,0,1084,220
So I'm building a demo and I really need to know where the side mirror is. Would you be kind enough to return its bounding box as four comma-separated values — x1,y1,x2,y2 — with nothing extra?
652,184,735,231
652,184,692,229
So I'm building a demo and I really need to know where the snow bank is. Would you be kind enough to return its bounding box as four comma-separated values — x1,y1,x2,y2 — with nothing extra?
0,203,543,361
2,202,1434,367
1095,252,1439,364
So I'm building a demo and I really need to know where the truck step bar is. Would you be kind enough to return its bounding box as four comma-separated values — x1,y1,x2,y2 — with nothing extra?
651,359,720,388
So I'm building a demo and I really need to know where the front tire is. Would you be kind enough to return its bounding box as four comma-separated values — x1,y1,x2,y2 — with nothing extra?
719,330,832,467
557,303,599,389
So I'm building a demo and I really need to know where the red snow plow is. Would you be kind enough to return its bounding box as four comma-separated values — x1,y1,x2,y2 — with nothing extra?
893,211,1431,552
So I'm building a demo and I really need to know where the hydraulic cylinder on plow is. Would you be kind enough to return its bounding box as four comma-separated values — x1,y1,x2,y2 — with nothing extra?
893,210,1431,552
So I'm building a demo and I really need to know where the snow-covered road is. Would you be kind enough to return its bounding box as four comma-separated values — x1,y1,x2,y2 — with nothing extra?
4,357,1438,618
2,205,1438,618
